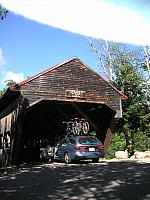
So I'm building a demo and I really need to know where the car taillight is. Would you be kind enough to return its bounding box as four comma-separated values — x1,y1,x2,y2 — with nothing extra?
97,145,104,149
74,146,87,151
74,147,80,151
80,146,87,150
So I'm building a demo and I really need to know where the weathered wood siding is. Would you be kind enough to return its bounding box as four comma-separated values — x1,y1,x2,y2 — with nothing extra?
0,95,28,166
19,59,121,113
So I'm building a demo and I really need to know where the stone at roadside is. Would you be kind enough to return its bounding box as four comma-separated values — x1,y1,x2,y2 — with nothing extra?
130,155,135,159
134,152,145,159
144,151,150,158
115,151,128,159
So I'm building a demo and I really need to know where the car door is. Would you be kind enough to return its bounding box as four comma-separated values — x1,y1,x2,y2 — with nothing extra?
57,138,68,160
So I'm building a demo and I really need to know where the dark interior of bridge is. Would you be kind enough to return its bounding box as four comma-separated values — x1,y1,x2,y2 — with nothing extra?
20,100,115,162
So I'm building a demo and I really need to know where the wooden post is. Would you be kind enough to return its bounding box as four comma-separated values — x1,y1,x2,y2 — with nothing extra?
12,96,28,165
103,115,115,154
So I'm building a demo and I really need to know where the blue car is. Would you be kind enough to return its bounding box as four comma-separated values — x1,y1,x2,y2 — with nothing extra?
53,136,104,164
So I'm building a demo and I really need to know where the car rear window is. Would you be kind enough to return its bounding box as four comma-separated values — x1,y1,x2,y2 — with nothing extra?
78,137,101,145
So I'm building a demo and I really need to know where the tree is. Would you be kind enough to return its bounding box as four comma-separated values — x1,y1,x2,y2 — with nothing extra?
5,79,16,87
89,39,150,156
88,39,144,82
89,40,148,87
143,45,150,80
0,80,16,98
0,4,8,20
88,39,114,82
0,89,5,98
115,63,149,156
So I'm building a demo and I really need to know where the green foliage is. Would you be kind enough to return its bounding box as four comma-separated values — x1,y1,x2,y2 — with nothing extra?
106,133,126,159
0,88,6,98
0,80,16,98
0,4,8,20
90,40,150,157
114,62,149,155
134,132,150,152
106,131,150,159
5,80,16,87
89,131,97,137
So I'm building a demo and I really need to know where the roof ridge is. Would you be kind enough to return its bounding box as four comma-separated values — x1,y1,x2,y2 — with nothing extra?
10,56,127,99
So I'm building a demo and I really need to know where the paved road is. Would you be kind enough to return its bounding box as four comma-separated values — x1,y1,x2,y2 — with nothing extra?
0,159,150,200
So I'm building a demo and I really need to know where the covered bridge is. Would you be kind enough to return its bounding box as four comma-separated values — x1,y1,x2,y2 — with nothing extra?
0,57,127,165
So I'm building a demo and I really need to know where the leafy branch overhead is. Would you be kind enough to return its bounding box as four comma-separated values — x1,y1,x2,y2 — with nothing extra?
0,4,8,20
89,38,150,83
0,80,16,98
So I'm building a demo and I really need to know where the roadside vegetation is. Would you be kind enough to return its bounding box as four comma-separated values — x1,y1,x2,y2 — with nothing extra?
89,39,150,158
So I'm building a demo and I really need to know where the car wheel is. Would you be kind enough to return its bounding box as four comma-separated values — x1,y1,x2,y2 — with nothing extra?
92,158,99,163
64,153,72,164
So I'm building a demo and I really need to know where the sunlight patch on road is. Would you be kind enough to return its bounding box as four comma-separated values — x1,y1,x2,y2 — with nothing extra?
103,180,125,192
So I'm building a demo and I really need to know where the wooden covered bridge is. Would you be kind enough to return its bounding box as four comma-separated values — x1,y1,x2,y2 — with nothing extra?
0,57,127,166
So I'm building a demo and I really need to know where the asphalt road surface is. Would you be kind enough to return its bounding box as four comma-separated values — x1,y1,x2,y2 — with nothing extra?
0,159,150,200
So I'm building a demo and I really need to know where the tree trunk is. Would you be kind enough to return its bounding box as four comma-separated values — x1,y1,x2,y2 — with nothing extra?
124,131,134,157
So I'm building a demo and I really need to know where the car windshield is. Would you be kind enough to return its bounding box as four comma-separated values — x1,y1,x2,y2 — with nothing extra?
78,137,101,145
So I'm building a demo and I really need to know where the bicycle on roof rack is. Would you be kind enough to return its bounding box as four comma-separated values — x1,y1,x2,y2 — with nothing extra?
63,118,89,136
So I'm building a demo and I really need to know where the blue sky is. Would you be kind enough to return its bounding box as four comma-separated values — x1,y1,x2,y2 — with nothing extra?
0,0,150,89
0,12,99,89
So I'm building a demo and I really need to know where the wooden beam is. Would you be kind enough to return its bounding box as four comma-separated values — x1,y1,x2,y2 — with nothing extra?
0,97,19,119
103,115,115,152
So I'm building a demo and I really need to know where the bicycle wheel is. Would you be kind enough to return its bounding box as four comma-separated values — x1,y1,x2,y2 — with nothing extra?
82,122,89,134
74,126,80,135
72,122,81,135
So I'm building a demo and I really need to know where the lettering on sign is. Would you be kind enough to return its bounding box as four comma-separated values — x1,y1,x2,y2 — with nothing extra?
66,90,86,98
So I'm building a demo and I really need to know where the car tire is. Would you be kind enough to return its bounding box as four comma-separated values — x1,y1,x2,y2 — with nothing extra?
92,158,99,163
64,153,72,164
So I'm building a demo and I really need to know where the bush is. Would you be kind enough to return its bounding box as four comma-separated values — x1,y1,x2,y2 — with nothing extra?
106,133,126,159
134,132,150,152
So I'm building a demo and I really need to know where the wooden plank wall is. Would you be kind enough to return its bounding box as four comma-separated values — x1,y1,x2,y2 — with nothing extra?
19,59,121,113
0,95,29,166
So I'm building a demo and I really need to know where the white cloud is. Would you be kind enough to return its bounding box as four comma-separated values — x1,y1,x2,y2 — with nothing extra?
2,71,25,84
0,47,25,88
0,48,6,67
1,0,150,45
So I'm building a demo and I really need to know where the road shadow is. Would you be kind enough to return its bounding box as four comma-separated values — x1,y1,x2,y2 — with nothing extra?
0,160,150,200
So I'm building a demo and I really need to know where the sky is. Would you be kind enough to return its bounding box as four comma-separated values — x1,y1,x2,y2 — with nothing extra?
0,0,150,89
